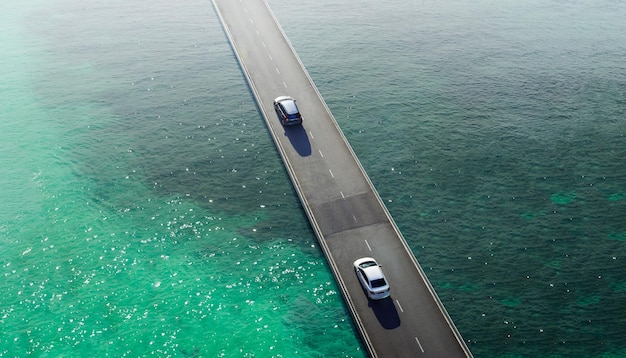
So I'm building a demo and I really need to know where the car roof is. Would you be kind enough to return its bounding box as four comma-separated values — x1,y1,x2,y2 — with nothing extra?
363,265,385,281
279,99,298,114
355,257,385,280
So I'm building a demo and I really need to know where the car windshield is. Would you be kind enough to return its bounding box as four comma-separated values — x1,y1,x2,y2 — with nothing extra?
371,278,387,288
359,261,377,269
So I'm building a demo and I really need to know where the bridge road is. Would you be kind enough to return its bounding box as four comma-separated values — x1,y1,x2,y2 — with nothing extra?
212,0,472,356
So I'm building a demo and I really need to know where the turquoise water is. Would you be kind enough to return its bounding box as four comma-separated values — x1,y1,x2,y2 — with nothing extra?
1,0,625,356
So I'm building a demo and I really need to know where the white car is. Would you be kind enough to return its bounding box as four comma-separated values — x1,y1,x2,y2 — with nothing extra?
353,257,390,300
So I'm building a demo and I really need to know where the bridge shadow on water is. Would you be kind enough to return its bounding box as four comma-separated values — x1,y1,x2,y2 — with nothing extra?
369,297,401,329
283,124,311,156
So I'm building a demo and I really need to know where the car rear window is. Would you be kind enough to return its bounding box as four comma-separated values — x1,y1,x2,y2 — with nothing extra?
371,278,387,288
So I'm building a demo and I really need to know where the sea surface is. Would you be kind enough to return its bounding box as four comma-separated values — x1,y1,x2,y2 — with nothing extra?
1,0,625,356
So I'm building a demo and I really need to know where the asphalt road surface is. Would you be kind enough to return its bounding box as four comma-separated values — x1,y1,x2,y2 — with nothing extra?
212,0,472,356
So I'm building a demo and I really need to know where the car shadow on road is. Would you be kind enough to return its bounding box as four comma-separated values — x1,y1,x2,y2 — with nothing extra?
283,125,311,156
369,297,401,329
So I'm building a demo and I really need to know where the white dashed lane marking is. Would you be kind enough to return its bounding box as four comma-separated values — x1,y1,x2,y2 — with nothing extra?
415,337,425,353
395,299,404,313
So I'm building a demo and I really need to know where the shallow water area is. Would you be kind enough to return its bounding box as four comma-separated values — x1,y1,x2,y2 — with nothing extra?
1,0,362,356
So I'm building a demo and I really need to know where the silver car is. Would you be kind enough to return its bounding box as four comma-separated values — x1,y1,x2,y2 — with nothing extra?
353,257,390,300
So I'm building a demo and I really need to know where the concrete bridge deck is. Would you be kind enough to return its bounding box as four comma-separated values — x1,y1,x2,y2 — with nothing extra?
212,0,472,356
